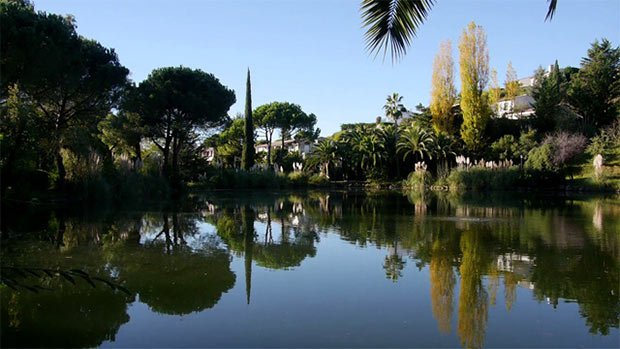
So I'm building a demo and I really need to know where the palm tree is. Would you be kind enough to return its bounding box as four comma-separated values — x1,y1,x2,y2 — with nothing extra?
308,139,339,179
397,123,436,163
349,126,386,174
383,93,407,124
383,95,407,177
361,0,558,62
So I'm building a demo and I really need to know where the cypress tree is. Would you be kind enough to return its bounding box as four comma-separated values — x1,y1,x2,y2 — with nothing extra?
241,69,255,170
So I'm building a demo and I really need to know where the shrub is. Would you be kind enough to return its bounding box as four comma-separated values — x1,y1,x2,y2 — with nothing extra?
490,135,518,160
308,174,330,187
447,167,521,191
403,170,432,189
287,172,309,188
525,132,587,179
525,143,555,172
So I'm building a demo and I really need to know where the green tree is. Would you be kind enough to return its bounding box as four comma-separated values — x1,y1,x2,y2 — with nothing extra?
459,22,491,153
241,69,255,170
133,67,235,185
0,1,129,189
308,139,339,178
531,62,563,133
383,94,407,178
569,39,620,131
254,102,316,166
490,135,518,160
397,123,436,163
99,110,145,170
349,125,386,178
214,117,245,168
383,93,407,123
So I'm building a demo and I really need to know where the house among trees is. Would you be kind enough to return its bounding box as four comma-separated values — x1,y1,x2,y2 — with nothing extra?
493,64,554,120
255,138,318,159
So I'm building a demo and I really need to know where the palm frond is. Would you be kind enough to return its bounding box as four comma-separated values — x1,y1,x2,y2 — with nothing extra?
545,0,557,21
361,0,435,63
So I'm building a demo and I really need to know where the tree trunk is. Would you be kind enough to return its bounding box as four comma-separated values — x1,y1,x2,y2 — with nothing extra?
56,150,66,191
266,133,272,166
133,143,142,170
171,135,182,193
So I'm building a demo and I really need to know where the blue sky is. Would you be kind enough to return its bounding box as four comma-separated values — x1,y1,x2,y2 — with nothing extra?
36,0,620,136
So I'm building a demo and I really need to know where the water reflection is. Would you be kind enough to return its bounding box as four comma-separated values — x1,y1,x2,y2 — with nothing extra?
1,192,618,348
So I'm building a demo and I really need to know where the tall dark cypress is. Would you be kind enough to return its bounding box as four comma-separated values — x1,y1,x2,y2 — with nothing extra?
241,69,255,170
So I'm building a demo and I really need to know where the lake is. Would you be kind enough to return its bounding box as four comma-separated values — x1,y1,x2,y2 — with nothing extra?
1,191,618,348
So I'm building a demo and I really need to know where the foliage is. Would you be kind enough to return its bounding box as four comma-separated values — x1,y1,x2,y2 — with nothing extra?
213,117,245,168
568,39,620,132
359,0,558,62
587,118,620,160
505,61,521,98
403,169,432,189
254,102,316,165
360,0,434,62
525,143,555,172
1,1,129,188
349,125,387,179
307,138,340,178
447,167,521,192
397,123,436,163
490,135,518,161
488,69,501,115
531,62,564,134
242,69,255,170
383,92,407,123
459,22,491,153
99,111,145,167
132,66,235,187
430,40,457,135
525,132,587,179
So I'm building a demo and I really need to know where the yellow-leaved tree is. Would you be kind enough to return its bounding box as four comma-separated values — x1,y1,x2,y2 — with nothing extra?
430,40,457,135
505,61,521,99
459,22,491,153
488,69,501,116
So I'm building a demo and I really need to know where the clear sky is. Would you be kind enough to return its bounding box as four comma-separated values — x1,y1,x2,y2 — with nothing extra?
35,0,620,136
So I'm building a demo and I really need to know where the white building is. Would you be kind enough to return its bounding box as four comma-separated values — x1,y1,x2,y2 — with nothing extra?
493,64,555,120
496,95,536,119
255,139,317,159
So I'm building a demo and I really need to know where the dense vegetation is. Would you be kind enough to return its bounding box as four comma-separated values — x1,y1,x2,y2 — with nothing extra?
1,2,619,202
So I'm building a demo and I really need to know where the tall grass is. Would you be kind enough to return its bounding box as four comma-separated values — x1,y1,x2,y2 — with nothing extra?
447,167,521,192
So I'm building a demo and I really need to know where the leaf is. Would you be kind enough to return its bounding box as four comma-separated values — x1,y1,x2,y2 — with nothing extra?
361,0,435,63
545,0,557,21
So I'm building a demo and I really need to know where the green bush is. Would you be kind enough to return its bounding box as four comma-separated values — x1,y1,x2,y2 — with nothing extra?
308,174,330,187
403,170,432,189
287,172,309,188
447,167,521,191
525,143,555,172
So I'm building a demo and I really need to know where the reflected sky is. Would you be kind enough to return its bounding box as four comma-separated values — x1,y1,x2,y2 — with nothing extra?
1,191,618,348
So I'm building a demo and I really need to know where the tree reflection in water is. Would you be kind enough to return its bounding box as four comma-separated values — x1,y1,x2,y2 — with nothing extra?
1,204,236,346
1,192,618,348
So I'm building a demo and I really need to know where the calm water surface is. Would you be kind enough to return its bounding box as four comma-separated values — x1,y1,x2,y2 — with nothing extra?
1,191,619,348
